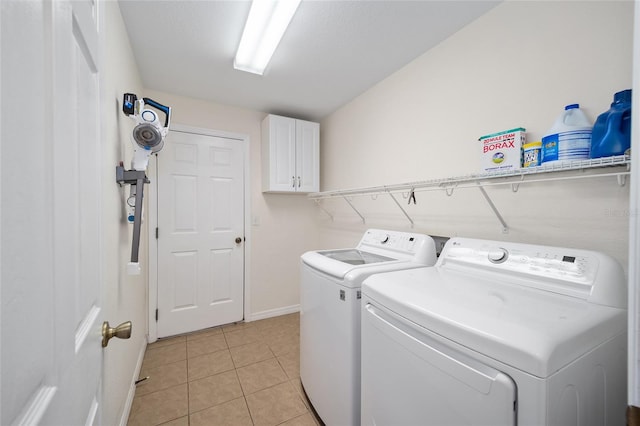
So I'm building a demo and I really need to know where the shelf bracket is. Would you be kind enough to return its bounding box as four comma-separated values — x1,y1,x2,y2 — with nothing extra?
388,192,414,228
511,175,524,193
476,182,509,233
313,199,334,221
617,174,627,186
342,196,365,224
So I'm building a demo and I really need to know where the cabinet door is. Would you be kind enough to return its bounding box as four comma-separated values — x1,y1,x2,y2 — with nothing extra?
265,115,296,192
296,119,320,193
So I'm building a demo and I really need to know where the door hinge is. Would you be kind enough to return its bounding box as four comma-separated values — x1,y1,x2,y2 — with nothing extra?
155,309,158,322
155,227,159,239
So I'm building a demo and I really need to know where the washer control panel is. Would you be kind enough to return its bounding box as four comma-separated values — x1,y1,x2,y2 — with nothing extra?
358,229,437,264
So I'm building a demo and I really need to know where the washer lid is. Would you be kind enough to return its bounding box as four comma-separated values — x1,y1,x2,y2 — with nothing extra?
302,249,407,282
362,267,626,378
301,229,439,282
318,249,394,265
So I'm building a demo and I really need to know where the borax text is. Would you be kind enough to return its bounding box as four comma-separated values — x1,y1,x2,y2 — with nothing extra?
483,134,515,153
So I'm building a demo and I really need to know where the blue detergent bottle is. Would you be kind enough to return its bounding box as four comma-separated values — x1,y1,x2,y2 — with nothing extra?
590,89,632,158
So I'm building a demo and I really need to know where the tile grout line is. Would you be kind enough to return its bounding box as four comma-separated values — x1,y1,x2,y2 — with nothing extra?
189,327,252,423
224,327,257,426
134,316,302,426
243,392,256,425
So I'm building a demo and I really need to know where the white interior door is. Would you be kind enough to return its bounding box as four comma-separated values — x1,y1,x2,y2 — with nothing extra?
157,129,245,338
1,0,104,424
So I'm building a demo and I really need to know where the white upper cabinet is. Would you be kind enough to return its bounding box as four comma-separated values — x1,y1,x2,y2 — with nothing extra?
262,114,320,193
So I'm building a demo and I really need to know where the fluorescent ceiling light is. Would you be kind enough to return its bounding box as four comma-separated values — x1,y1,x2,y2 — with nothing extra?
234,0,302,75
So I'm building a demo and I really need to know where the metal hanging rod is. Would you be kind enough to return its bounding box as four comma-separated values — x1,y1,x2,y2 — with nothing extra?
308,156,630,200
310,156,630,233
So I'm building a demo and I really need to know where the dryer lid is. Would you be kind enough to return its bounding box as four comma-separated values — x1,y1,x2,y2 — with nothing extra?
363,266,626,378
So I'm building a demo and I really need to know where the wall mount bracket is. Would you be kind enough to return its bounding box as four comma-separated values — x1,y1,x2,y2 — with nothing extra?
116,164,150,265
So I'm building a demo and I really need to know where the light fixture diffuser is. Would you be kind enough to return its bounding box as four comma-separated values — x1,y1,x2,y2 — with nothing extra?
234,0,302,75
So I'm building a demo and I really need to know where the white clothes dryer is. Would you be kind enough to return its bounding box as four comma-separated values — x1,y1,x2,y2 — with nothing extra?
361,237,627,426
300,229,438,426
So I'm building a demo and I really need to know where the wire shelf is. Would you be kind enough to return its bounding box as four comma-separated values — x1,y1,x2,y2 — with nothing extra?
308,155,630,199
308,155,631,233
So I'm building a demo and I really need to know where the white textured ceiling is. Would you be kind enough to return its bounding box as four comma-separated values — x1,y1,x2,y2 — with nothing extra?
118,0,499,121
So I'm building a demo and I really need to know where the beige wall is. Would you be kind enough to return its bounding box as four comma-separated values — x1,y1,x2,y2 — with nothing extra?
143,89,320,319
102,2,634,420
102,3,147,425
102,5,322,423
318,0,634,267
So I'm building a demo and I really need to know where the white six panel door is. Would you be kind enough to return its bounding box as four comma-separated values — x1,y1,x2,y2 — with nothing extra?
1,0,104,424
157,130,245,337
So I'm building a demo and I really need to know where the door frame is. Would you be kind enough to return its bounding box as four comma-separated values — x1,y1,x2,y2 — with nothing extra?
627,2,640,409
147,123,251,343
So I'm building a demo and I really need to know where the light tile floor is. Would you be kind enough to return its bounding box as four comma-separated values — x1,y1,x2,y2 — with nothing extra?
128,313,323,426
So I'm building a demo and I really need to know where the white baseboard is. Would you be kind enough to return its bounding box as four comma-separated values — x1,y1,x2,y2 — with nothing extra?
248,304,300,322
118,336,147,426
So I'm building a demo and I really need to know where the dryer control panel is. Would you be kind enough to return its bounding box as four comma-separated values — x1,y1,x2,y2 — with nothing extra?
438,237,626,308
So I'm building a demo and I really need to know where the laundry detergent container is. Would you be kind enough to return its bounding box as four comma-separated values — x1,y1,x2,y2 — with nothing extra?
590,89,632,159
541,104,592,164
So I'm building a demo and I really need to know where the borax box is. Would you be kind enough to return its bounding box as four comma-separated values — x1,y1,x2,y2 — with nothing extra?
479,127,526,173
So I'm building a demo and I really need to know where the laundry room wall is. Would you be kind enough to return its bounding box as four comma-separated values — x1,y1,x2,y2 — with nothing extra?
318,0,634,268
100,3,322,422
143,89,321,320
102,2,147,425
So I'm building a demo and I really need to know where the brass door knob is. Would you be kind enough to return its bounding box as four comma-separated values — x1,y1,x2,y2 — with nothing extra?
102,320,132,347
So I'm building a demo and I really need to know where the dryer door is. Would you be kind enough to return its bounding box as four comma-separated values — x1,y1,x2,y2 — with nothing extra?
362,301,517,426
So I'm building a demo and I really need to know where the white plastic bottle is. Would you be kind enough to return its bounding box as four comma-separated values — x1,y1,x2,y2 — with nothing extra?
541,104,592,164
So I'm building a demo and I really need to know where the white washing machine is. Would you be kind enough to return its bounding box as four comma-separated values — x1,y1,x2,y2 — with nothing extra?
300,229,438,426
361,237,627,426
